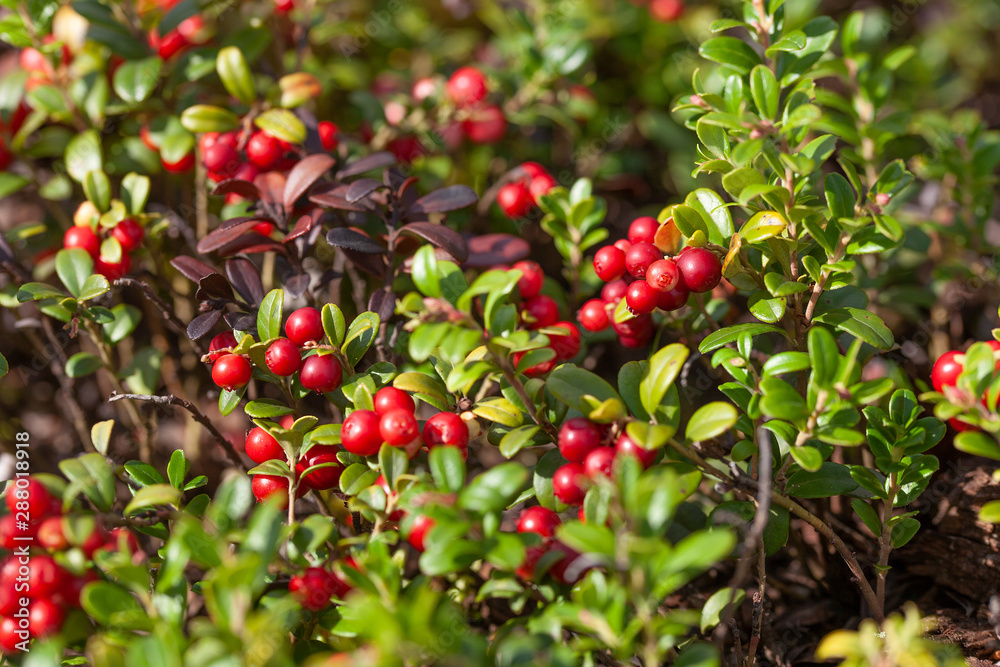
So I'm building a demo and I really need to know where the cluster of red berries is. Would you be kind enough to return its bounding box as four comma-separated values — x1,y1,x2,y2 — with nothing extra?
932,340,1000,431
208,306,344,395
496,162,558,219
578,216,722,347
514,506,588,585
444,66,507,145
144,0,212,60
0,478,139,652
551,417,657,507
62,202,143,280
287,562,354,611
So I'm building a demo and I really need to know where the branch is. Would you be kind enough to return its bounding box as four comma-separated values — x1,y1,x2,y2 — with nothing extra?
109,392,247,471
113,277,196,345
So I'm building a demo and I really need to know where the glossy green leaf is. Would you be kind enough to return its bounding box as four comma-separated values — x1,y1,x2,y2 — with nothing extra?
686,401,738,442
216,46,256,105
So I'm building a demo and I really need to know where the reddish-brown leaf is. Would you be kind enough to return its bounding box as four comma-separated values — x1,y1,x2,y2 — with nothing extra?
215,234,290,257
196,273,235,301
397,222,468,263
327,227,386,254
284,210,322,243
226,258,265,305
196,219,261,254
336,151,397,179
346,178,385,203
253,171,287,207
187,309,222,340
464,233,531,267
171,256,218,282
283,154,336,211
409,185,478,214
211,179,260,200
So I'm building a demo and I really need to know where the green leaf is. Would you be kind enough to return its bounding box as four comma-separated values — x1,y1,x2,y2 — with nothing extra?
851,498,881,536
808,326,839,388
124,460,166,487
429,445,466,493
378,443,408,490
790,445,823,472
889,517,920,548
66,352,102,378
699,323,785,353
218,386,245,416
254,109,305,144
759,377,809,423
472,397,523,427
112,57,162,105
979,500,1000,523
344,312,380,368
686,402,738,442
0,173,29,198
721,167,765,200
81,582,146,628
59,453,116,511
459,462,529,514
394,371,450,410
685,188,734,246
256,288,283,343
750,65,778,120
499,425,541,458
55,248,93,298
741,210,787,243
125,483,182,515
244,399,295,419
83,169,111,212
120,347,163,395
813,308,894,350
321,303,347,347
638,343,689,420
953,431,1000,461
699,36,761,75
748,290,786,323
167,450,190,489
548,364,622,415
411,244,441,297
340,464,379,495
65,129,103,183
180,105,241,133
701,587,746,632
121,172,150,216
16,282,65,301
825,173,855,221
102,304,141,343
785,462,858,498
555,522,615,558
216,46,256,105
762,351,810,376
78,274,110,302
0,352,7,380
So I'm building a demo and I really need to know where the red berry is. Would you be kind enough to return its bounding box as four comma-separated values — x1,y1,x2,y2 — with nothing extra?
517,506,561,538
583,446,616,478
0,138,12,171
212,353,252,390
208,331,238,362
111,218,144,252
63,225,100,257
949,417,977,432
162,151,195,173
523,295,559,329
203,141,239,177
612,313,653,339
299,354,343,394
5,477,51,518
513,350,557,377
593,246,626,282
374,387,415,416
613,239,632,253
28,598,64,638
422,412,470,450
289,567,341,611
602,279,629,304
559,417,603,463
516,544,547,580
615,432,657,468
246,131,285,170
497,182,533,218
296,448,344,490
512,260,544,299
645,258,679,292
407,515,435,552
274,0,294,12
341,410,384,456
931,350,964,393
95,252,131,280
657,277,690,312
462,105,506,144
318,121,339,151
0,580,17,616
549,321,581,360
628,216,660,244
251,474,302,508
552,463,587,505
0,515,34,550
285,307,324,345
27,555,66,599
578,299,610,332
529,173,557,203
252,221,275,237
379,409,419,448
245,427,285,464
676,247,722,293
264,338,301,377
36,517,68,551
0,617,22,653
649,0,684,22
625,242,661,279
626,280,658,315
446,66,488,107
101,526,140,557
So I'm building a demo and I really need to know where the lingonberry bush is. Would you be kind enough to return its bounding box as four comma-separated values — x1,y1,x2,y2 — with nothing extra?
1,0,999,664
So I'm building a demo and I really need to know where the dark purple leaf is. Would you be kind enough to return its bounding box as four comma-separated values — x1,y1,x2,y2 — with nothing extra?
284,210,322,243
346,178,385,203
187,309,222,340
197,219,261,254
253,171,287,207
220,216,272,231
464,233,531,267
397,222,468,263
196,273,235,301
225,258,264,305
171,256,218,282
211,179,260,200
410,185,478,214
224,311,257,331
310,184,375,212
368,288,395,321
215,234,289,257
284,273,311,298
283,154,337,211
317,270,342,289
341,248,386,278
326,227,386,254
336,152,397,179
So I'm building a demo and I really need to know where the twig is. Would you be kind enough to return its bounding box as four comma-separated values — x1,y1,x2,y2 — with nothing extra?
494,350,558,440
109,392,246,471
113,277,193,342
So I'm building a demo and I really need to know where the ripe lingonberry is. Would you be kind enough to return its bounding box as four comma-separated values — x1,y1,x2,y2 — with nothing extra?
374,386,415,416
513,350,557,377
578,299,610,332
318,121,339,151
0,617,20,653
0,515,34,550
341,410,383,456
649,0,684,22
512,260,544,299
28,598,64,638
63,225,100,257
299,354,343,394
285,307,324,345
296,449,344,490
6,476,51,518
559,418,603,463
497,182,533,218
552,463,587,505
264,338,301,376
379,409,419,448
523,295,559,329
422,412,470,450
549,321,582,361
528,172,557,203
289,567,340,611
931,350,964,393
602,279,629,304
446,66,488,107
407,515,435,552
246,131,284,170
626,280,658,315
0,581,17,616
593,246,626,282
583,446,616,478
645,258,679,292
202,140,239,177
162,151,195,173
251,474,302,508
628,216,660,244
613,238,632,253
657,277,690,312
36,517,68,551
625,242,661,279
208,331,238,362
212,353,252,390
95,253,131,280
28,555,66,599
615,432,657,468
517,506,561,538
676,247,722,293
245,427,285,464
112,218,144,252
462,105,506,143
